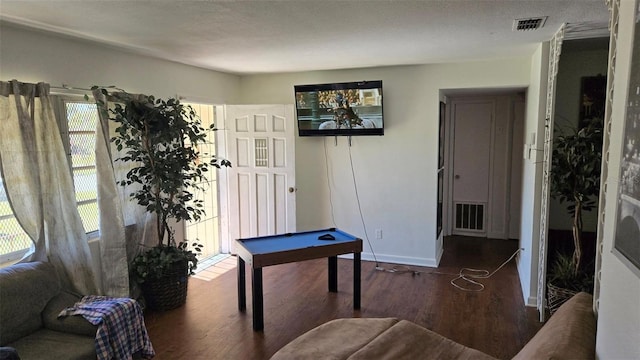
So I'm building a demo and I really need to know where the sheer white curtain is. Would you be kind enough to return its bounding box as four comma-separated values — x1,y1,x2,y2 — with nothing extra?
93,89,156,298
0,80,98,295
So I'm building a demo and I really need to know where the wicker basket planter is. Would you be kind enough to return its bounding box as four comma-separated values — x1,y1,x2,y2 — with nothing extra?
142,260,189,311
547,283,578,315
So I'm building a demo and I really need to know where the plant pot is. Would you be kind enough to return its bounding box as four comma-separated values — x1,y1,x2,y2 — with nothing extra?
142,260,189,311
547,282,578,315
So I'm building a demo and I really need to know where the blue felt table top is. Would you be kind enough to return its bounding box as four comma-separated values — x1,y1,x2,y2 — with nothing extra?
237,228,359,255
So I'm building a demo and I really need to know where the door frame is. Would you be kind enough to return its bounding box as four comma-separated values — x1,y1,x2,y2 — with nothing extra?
216,106,231,253
443,92,525,240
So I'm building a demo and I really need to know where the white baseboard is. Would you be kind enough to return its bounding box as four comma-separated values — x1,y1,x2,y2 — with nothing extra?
526,296,537,307
435,246,444,266
340,252,438,268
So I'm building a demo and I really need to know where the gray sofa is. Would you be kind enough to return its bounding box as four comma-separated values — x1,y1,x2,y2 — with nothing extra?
0,261,98,360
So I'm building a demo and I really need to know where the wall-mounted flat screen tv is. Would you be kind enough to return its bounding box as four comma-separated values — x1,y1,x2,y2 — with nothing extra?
294,80,383,136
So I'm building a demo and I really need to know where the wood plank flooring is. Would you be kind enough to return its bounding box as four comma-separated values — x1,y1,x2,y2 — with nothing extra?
143,236,542,360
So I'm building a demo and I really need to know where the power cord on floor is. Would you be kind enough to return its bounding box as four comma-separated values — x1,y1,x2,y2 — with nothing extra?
374,248,524,292
375,264,422,276
449,248,523,291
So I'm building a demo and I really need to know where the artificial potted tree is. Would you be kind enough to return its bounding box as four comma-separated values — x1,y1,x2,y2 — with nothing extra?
96,88,230,311
548,117,602,313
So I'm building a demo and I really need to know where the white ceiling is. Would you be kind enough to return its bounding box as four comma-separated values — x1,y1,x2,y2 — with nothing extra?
0,0,610,75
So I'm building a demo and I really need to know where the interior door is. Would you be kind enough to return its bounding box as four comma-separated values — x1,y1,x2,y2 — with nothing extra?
452,101,493,237
223,105,296,253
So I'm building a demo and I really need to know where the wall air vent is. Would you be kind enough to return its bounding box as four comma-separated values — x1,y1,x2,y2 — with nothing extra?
513,17,548,31
454,202,485,233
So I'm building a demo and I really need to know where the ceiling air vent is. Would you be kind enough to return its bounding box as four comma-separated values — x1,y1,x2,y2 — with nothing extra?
513,17,548,31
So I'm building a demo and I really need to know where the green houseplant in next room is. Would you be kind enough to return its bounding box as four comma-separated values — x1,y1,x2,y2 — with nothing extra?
548,118,602,311
96,87,230,310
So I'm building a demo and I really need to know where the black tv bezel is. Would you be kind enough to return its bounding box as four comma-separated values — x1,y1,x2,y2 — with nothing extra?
294,80,384,137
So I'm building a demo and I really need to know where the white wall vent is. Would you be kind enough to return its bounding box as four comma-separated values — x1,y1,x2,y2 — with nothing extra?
513,17,548,31
454,202,485,232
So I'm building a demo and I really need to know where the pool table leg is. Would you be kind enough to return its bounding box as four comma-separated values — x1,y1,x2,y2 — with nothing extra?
252,267,264,331
237,256,246,311
328,256,338,292
354,252,361,309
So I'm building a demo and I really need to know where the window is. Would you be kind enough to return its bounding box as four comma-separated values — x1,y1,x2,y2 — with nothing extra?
0,178,31,263
0,95,99,264
59,99,100,234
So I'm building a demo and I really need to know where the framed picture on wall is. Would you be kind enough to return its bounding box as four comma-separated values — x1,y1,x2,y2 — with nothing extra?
579,75,607,128
614,9,640,273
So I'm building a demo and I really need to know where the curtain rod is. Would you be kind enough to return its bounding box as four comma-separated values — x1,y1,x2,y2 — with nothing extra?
50,84,120,91
49,85,123,97
49,84,91,91
49,85,93,96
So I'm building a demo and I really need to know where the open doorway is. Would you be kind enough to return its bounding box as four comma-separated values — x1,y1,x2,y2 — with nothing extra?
544,37,609,314
443,91,526,241
183,102,223,260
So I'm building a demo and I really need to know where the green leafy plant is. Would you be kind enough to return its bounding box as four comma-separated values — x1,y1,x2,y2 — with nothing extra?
95,87,230,284
131,241,203,283
548,252,594,293
550,118,602,282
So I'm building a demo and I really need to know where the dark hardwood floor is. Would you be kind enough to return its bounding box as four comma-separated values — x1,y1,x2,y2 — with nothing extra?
143,236,542,359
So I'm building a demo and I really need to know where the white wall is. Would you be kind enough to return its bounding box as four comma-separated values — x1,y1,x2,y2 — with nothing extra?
0,23,240,102
596,0,640,357
239,59,531,267
517,42,549,306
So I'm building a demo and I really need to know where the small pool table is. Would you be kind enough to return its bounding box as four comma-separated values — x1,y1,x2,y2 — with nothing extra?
235,228,363,331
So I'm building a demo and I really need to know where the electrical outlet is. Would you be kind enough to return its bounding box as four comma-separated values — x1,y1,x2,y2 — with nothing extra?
375,229,382,239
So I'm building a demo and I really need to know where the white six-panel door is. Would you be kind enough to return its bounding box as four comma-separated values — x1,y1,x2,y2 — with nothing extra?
223,105,296,253
452,100,493,237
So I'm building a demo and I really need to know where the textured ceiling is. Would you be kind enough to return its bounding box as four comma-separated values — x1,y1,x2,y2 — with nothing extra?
0,0,610,75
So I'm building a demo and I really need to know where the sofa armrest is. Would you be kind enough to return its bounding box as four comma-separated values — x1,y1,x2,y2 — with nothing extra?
512,292,596,360
0,347,20,360
42,290,98,337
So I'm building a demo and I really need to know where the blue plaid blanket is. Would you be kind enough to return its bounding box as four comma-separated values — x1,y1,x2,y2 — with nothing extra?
59,295,155,360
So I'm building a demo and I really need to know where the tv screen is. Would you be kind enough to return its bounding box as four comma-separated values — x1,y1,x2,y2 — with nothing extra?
294,80,383,136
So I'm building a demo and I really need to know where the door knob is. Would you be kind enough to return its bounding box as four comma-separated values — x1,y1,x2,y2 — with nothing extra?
455,175,460,179
288,187,296,193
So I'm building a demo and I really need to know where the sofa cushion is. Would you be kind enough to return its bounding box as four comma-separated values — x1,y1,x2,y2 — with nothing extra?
350,320,497,360
0,261,61,345
271,318,498,360
42,290,98,337
512,292,595,360
7,329,96,360
271,317,400,359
